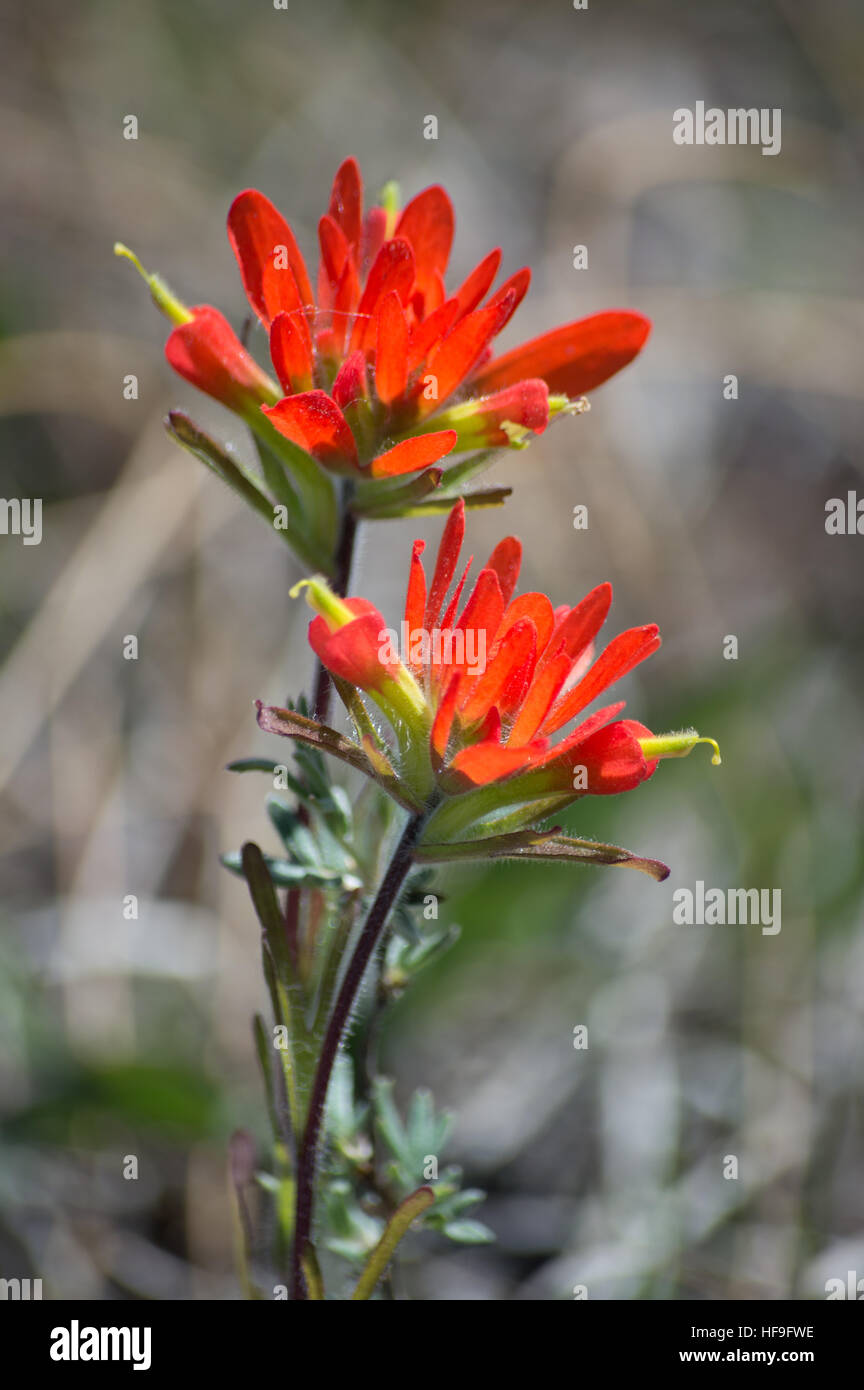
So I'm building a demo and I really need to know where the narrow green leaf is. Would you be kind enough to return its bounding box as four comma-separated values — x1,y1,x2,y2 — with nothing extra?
351,1187,435,1299
417,828,670,880
365,486,512,518
226,757,282,774
256,703,423,812
167,412,329,572
441,1218,495,1245
352,467,444,518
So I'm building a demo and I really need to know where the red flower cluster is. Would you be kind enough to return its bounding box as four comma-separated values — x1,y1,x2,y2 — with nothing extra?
163,158,651,482
295,500,691,810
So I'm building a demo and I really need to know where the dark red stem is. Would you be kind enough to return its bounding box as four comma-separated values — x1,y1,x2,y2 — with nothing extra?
290,810,426,1298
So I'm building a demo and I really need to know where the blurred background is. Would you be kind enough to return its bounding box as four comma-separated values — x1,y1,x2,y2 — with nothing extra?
1,0,863,1300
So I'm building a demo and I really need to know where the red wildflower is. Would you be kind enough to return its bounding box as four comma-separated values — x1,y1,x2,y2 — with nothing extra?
263,501,719,861
157,158,651,486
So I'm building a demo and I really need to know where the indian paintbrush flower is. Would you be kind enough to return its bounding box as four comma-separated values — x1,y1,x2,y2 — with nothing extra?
257,500,719,875
117,158,651,547
118,156,717,1301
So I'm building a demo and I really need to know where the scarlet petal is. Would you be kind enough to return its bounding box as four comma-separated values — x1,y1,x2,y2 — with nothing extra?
351,239,415,353
506,651,571,747
440,569,504,685
369,430,456,479
165,305,274,411
542,625,661,735
425,268,447,317
395,185,454,305
461,380,549,446
460,617,537,724
620,719,659,777
227,190,313,328
332,350,367,408
458,568,504,643
485,535,522,606
475,706,502,743
375,291,409,404
269,310,314,393
439,555,474,632
328,157,363,257
406,298,460,373
472,311,652,397
263,391,359,471
500,592,555,656
532,701,626,770
332,261,361,337
453,249,502,319
425,499,466,629
419,296,517,418
543,582,613,667
570,719,652,794
309,601,395,693
361,206,388,276
431,673,461,765
447,740,532,787
484,267,530,333
403,539,427,646
318,215,360,321
318,214,348,297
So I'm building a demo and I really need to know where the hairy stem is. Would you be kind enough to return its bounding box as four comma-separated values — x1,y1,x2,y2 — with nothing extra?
291,809,427,1299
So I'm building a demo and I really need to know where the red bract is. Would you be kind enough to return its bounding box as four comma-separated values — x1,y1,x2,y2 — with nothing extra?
167,158,651,483
257,500,719,869
301,498,663,798
165,305,280,417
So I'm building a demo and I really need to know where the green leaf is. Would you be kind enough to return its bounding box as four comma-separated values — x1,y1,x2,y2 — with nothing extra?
386,923,461,983
166,412,330,572
221,849,361,891
322,1179,383,1261
421,790,575,844
352,467,444,518
372,1077,412,1171
226,757,283,774
428,449,498,493
256,703,423,812
351,1187,436,1299
265,798,323,865
417,826,669,881
368,486,512,517
441,1218,496,1245
246,413,338,561
240,842,317,1133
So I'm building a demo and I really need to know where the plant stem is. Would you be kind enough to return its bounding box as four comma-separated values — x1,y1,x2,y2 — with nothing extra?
312,497,357,724
290,808,427,1299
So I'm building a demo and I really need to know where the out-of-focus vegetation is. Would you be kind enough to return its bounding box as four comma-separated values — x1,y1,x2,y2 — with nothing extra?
1,0,862,1299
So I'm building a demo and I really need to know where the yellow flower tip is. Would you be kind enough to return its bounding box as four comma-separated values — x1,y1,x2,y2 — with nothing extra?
114,241,145,275
114,241,192,326
378,180,401,237
289,574,355,631
699,737,723,767
639,730,722,766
